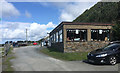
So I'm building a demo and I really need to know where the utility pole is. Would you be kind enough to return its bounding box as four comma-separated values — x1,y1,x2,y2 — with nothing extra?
26,28,28,43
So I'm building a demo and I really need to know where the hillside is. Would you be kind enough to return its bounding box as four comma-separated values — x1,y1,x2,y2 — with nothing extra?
73,2,119,23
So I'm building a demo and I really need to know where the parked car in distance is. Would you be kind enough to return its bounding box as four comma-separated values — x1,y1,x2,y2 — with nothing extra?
18,43,27,47
87,44,120,65
33,42,37,45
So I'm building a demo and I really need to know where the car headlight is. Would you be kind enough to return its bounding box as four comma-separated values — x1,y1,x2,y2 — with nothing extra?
88,53,90,55
96,54,107,57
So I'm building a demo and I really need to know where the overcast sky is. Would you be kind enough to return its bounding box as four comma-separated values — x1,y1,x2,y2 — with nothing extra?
0,0,99,44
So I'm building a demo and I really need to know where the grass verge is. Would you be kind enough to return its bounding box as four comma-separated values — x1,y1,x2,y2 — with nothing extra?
3,56,15,71
2,47,15,71
0,48,4,51
40,48,88,61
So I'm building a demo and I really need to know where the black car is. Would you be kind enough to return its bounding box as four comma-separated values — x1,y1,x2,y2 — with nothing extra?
108,41,120,45
87,44,120,65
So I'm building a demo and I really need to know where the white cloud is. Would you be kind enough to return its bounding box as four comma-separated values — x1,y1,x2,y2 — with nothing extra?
40,2,97,22
1,0,20,18
58,2,97,21
5,0,103,2
1,21,56,43
0,29,2,42
29,22,56,40
25,10,32,18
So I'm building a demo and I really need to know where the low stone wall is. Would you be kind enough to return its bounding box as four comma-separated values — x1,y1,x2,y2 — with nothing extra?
51,42,64,52
65,41,110,52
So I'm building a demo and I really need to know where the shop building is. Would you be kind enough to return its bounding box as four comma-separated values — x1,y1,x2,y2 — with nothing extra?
49,22,114,52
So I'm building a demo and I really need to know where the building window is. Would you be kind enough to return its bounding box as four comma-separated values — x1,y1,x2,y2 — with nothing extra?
50,35,53,43
67,29,87,41
53,34,55,43
91,29,110,41
56,32,58,42
59,30,63,42
51,35,53,43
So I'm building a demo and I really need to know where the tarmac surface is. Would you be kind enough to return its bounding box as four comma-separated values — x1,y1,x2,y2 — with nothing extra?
11,46,118,71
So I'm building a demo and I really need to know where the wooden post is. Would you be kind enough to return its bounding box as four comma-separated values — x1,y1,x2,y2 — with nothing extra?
87,29,91,41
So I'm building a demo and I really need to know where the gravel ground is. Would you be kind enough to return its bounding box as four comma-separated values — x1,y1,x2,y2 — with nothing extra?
11,46,118,71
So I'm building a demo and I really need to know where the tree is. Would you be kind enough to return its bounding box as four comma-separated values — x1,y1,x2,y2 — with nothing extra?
112,21,120,41
112,2,120,41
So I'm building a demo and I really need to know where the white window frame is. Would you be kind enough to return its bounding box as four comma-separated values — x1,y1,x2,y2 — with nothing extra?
56,32,58,42
59,30,63,42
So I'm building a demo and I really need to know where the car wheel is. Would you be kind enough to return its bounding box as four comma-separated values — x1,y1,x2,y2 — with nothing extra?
109,56,117,65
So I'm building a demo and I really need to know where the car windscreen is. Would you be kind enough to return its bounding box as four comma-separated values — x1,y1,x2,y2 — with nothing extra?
103,44,120,51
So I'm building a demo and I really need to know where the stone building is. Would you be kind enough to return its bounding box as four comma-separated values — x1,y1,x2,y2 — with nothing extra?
49,22,114,52
41,36,50,47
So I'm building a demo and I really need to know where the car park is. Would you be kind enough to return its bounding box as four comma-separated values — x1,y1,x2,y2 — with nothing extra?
87,44,120,65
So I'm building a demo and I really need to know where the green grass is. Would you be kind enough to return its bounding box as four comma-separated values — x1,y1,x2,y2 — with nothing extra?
3,56,15,71
9,47,14,54
0,48,4,55
2,47,15,71
2,47,13,56
1,48,4,56
0,48,4,51
40,48,88,61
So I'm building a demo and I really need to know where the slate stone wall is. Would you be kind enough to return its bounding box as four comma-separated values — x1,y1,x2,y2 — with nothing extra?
51,42,64,52
64,41,109,52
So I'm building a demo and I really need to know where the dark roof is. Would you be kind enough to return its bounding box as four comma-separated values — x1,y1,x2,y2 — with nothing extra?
50,21,114,34
60,21,114,26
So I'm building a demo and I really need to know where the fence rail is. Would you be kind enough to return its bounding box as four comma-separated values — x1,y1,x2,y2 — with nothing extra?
3,44,11,56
